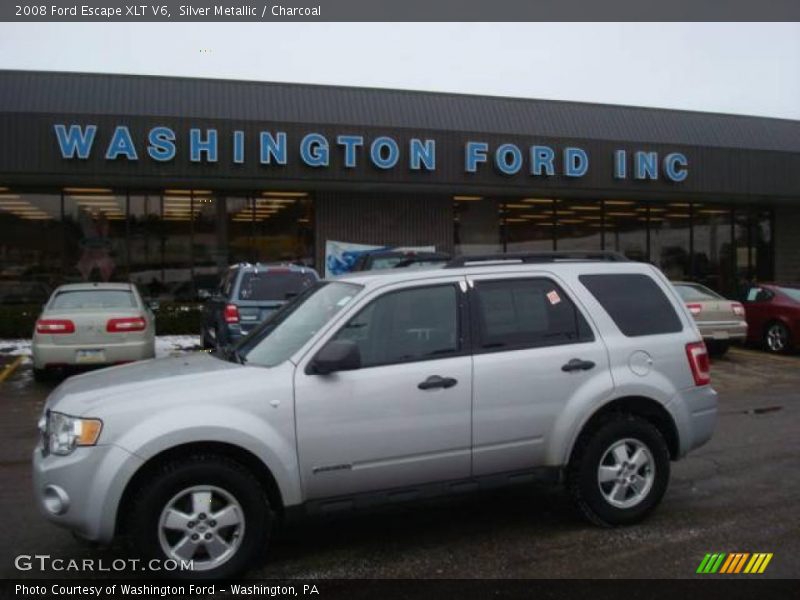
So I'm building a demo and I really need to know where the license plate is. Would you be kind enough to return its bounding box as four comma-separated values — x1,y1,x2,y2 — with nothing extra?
712,331,730,340
75,349,106,364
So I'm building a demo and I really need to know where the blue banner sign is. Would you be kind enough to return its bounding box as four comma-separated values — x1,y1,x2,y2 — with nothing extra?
53,124,689,182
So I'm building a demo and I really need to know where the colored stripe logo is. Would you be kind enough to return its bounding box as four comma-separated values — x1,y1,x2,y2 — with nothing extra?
697,553,773,574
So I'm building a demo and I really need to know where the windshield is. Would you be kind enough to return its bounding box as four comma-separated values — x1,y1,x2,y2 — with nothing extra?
674,283,723,302
236,281,361,367
778,286,800,303
238,271,316,301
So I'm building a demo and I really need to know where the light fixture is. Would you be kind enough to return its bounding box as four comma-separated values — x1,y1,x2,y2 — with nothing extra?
69,195,119,201
0,187,8,192
261,191,307,197
558,219,585,224
505,218,529,223
522,198,556,204
519,214,551,219
63,187,112,194
453,195,483,201
665,213,691,218
0,194,21,200
163,189,212,195
504,203,535,209
668,202,691,207
604,200,635,206
698,209,729,214
569,205,602,211
606,211,638,217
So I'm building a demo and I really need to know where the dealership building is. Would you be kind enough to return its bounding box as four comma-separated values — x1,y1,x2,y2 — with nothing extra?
0,70,799,302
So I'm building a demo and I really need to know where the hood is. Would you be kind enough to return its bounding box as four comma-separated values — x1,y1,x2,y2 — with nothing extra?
46,353,242,416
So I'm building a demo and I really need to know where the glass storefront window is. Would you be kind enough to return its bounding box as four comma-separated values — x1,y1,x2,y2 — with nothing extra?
651,202,691,280
604,200,647,260
62,190,127,282
454,196,502,255
503,197,554,253
0,191,62,303
556,199,603,251
692,204,734,294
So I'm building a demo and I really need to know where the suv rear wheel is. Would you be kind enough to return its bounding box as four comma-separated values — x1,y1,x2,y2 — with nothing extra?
567,414,670,526
127,455,272,579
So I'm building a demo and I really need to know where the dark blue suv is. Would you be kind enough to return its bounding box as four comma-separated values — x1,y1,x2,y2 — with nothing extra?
201,263,319,350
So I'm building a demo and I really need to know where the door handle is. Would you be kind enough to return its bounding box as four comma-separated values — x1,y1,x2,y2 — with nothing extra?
418,375,458,390
561,358,596,372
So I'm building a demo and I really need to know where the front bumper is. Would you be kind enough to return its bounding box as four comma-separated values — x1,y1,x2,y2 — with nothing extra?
32,339,155,370
32,442,143,543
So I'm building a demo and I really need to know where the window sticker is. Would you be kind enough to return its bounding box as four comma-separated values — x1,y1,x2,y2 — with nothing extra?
547,290,561,305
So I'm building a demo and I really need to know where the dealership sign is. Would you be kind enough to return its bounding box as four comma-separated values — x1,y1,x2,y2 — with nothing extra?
53,124,689,182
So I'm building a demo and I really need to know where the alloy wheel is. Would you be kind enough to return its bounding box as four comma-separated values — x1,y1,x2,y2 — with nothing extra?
597,438,655,509
157,485,245,571
766,324,788,352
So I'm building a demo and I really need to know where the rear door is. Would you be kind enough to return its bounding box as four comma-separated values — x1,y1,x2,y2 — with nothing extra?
468,274,613,475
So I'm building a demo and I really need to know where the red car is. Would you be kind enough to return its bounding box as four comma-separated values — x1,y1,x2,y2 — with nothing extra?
742,283,800,353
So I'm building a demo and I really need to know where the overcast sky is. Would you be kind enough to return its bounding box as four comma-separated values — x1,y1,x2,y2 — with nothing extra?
1,22,798,119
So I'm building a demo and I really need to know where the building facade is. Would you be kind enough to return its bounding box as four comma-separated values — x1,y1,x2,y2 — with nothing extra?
0,70,798,305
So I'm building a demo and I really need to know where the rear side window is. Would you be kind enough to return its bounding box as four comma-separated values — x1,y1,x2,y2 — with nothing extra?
580,273,682,337
238,271,316,301
473,278,593,351
50,290,136,310
674,283,722,302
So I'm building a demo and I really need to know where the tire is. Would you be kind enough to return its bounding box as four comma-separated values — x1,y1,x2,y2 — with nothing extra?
33,367,49,383
707,341,729,357
763,321,791,354
127,454,272,580
567,414,670,527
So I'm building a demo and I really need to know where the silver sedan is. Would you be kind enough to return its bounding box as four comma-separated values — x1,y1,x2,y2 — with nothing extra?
32,282,155,380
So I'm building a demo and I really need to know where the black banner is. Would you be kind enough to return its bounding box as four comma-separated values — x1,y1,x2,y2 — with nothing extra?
2,0,800,22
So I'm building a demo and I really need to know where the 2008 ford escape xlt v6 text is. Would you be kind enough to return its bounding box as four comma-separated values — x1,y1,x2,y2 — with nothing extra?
33,252,717,579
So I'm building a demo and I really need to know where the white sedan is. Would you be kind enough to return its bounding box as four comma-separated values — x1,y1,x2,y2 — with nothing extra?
32,282,155,381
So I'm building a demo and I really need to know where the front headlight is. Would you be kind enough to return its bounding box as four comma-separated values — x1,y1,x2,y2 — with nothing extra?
46,411,103,456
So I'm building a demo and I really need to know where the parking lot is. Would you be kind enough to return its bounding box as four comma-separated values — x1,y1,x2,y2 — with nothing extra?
0,345,798,579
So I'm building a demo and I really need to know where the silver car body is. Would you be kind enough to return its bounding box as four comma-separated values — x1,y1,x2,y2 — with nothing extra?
32,282,155,370
33,261,717,543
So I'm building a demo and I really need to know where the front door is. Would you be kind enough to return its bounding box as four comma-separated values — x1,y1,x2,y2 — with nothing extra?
294,279,472,500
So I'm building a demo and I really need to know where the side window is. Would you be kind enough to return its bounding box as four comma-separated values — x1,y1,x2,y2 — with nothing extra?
331,284,460,368
222,270,235,298
745,287,773,303
580,273,682,337
473,278,594,351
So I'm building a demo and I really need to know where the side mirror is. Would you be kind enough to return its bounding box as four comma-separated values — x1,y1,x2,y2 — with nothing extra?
309,340,361,375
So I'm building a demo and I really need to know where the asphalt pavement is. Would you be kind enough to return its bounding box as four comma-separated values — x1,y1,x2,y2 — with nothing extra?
1,346,798,579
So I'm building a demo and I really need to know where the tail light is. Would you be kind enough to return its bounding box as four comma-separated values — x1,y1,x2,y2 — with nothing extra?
224,304,240,324
107,317,146,332
685,341,711,386
687,303,703,316
732,302,745,317
36,319,75,334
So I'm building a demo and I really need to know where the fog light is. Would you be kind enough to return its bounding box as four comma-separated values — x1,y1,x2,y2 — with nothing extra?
43,485,69,515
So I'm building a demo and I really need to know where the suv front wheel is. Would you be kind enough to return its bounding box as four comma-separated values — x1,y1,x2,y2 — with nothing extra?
127,455,272,579
567,414,670,526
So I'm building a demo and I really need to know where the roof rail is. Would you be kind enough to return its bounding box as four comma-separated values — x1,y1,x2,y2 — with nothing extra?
444,251,630,268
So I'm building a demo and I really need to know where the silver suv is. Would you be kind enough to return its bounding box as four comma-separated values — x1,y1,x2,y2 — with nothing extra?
33,252,717,579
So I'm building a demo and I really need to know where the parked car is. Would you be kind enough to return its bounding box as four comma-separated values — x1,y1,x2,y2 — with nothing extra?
350,250,451,272
741,283,800,353
0,279,52,305
33,252,716,579
201,263,318,350
671,281,747,356
31,282,155,381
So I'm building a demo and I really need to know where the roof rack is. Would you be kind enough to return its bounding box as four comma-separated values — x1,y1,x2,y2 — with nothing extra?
444,251,630,268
